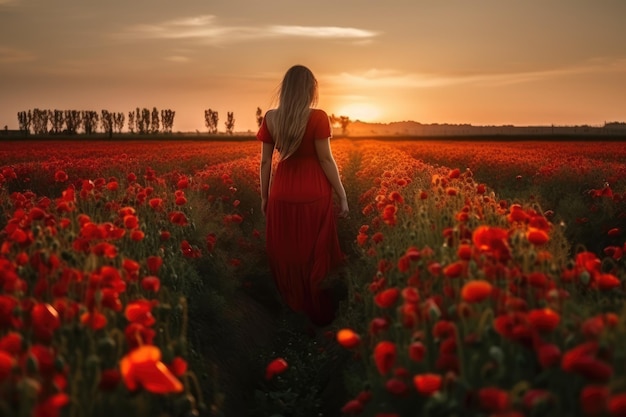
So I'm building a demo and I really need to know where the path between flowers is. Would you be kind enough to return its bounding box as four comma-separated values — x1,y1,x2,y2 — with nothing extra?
194,269,351,417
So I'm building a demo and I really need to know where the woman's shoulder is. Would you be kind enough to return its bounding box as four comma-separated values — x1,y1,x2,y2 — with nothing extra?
310,108,330,121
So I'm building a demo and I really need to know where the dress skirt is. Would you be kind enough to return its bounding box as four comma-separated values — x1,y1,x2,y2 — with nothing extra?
265,155,344,325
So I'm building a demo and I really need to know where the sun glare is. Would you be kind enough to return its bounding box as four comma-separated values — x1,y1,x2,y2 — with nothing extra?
335,103,382,122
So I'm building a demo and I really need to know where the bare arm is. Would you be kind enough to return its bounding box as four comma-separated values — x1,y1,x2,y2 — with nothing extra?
260,142,274,215
314,138,349,217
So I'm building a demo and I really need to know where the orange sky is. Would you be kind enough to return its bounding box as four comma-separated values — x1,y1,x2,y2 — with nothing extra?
1,0,625,133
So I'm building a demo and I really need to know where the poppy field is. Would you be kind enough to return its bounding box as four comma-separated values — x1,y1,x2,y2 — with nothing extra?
1,138,625,417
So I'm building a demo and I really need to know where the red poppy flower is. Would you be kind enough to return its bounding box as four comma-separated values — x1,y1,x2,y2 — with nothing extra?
562,342,599,372
0,351,15,381
120,345,183,394
571,356,613,383
123,214,139,229
382,204,398,226
608,227,621,237
0,331,23,355
369,317,390,335
181,240,201,258
130,229,145,242
537,343,561,368
472,225,511,262
54,170,68,182
526,227,549,245
576,251,601,274
372,232,384,244
374,341,396,375
432,320,456,339
527,308,560,333
28,344,55,376
31,303,60,342
608,393,626,417
507,204,529,223
401,287,419,304
141,276,161,292
80,311,107,330
106,181,118,191
457,244,472,260
340,400,363,415
478,387,511,413
125,299,156,327
442,261,463,279
597,273,621,290
92,242,118,258
461,281,492,303
33,393,70,417
374,288,400,308
409,341,426,362
580,385,609,416
388,191,404,203
265,357,288,380
582,316,605,340
448,168,461,179
168,211,189,226
385,378,409,396
167,356,188,377
337,329,361,349
146,256,163,274
413,373,442,396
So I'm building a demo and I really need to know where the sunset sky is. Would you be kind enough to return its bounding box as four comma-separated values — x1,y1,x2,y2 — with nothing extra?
1,0,625,133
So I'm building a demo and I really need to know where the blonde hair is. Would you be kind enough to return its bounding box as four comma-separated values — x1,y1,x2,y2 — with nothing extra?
272,65,318,160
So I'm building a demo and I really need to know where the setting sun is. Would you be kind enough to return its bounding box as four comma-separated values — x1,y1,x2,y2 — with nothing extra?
335,103,382,122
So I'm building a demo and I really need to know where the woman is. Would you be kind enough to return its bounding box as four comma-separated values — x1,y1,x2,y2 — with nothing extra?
257,65,348,326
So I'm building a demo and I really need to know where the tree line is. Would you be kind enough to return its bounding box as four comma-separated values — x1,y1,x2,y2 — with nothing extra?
15,107,351,136
16,108,176,136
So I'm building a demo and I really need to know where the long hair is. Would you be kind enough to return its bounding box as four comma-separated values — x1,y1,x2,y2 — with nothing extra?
273,65,318,160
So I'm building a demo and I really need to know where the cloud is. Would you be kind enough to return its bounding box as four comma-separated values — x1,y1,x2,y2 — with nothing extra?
326,59,626,90
119,14,379,45
269,25,377,39
0,46,35,63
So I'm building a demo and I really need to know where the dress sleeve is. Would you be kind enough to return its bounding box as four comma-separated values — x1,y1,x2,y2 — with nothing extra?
256,114,274,144
314,110,332,140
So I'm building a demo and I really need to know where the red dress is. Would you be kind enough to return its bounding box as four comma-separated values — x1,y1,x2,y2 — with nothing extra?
257,108,345,325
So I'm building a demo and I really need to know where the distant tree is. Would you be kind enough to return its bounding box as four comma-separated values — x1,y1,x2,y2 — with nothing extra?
150,107,160,134
135,108,150,134
141,108,150,133
225,112,235,135
256,107,263,128
50,110,65,134
204,109,219,134
64,110,82,134
32,108,50,135
161,109,175,133
17,111,32,134
128,111,135,133
82,111,99,134
339,115,351,136
101,110,114,137
113,112,125,133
